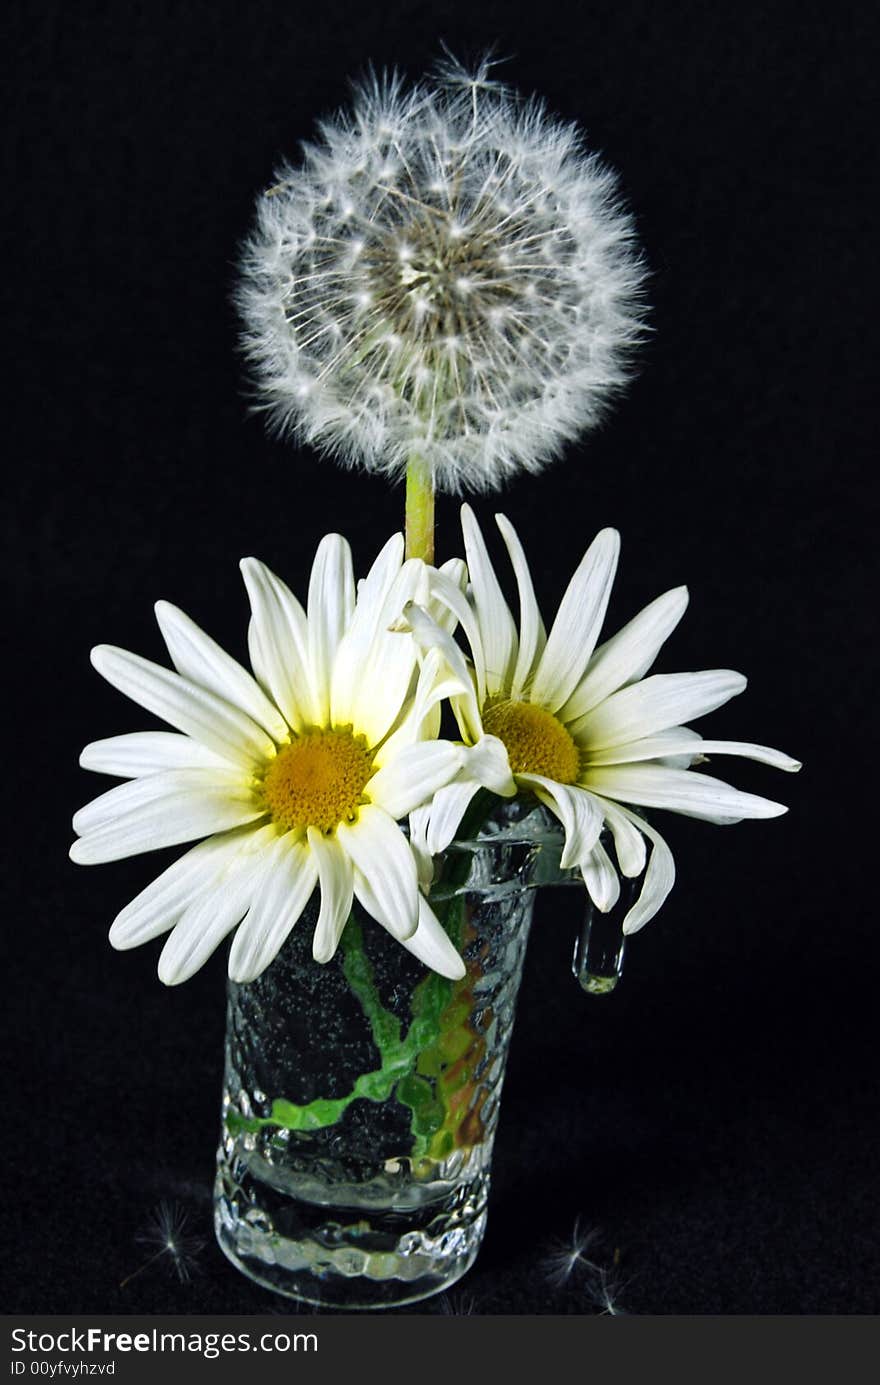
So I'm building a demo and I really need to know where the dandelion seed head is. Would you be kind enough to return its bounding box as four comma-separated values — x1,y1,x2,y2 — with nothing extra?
238,55,647,493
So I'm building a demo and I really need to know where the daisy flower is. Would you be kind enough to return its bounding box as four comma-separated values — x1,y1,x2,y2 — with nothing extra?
237,54,645,496
404,507,801,933
70,534,469,983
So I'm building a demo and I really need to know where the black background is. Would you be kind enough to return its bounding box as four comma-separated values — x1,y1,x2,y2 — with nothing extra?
5,0,876,1314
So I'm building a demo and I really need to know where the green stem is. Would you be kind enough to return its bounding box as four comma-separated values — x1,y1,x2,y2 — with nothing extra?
225,917,457,1146
405,456,435,564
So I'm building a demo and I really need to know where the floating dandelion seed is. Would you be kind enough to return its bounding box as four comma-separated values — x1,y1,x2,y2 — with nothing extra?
120,1201,206,1288
541,1215,602,1287
589,1260,628,1316
238,54,647,495
439,1289,479,1315
541,1219,629,1313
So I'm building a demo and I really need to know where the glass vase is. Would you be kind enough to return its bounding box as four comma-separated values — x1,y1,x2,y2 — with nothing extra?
213,803,581,1309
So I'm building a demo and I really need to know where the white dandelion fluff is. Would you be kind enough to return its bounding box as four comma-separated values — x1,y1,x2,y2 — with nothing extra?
120,1201,206,1288
238,54,647,493
541,1219,628,1312
541,1217,602,1288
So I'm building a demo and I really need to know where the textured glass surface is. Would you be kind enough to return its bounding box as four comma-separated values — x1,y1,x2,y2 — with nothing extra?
214,803,567,1308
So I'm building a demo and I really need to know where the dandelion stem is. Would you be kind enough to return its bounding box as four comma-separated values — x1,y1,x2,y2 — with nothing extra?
119,1246,168,1289
405,456,435,564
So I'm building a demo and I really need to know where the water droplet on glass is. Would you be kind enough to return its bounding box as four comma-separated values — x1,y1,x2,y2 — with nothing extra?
572,889,630,996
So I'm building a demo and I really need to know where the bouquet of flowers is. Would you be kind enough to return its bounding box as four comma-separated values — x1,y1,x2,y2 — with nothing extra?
70,56,798,1309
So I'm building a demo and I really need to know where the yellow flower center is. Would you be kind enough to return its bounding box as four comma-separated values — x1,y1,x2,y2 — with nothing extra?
482,699,581,783
262,727,374,834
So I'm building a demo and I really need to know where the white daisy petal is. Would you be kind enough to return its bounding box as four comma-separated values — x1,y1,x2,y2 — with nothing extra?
414,647,471,737
307,533,355,725
351,565,427,745
518,774,604,869
337,806,419,941
584,764,789,823
397,895,466,980
425,566,489,702
70,770,264,863
585,731,801,772
588,796,647,877
657,731,707,770
562,586,690,724
496,512,547,699
391,601,483,745
347,868,465,981
154,600,290,742
461,503,518,698
90,644,273,768
371,647,457,764
581,839,621,912
615,807,676,935
307,827,355,963
157,837,272,985
411,735,516,859
337,564,424,746
408,804,436,891
228,835,318,982
72,767,253,835
330,533,404,728
530,528,620,713
575,670,748,751
80,731,231,778
430,558,468,634
354,532,406,617
423,778,484,855
582,726,702,768
240,557,310,733
367,740,464,820
461,736,517,797
688,740,801,771
108,829,254,950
